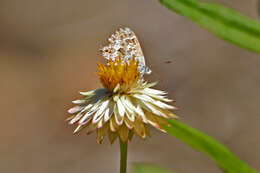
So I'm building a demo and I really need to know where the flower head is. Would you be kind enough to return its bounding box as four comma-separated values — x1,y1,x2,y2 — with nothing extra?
67,57,178,144
98,57,140,92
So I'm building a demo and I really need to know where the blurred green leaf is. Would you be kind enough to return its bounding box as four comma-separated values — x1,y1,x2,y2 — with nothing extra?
164,119,259,173
133,163,173,173
159,0,260,53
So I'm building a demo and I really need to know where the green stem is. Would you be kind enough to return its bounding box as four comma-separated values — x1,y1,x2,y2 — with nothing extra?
120,139,128,173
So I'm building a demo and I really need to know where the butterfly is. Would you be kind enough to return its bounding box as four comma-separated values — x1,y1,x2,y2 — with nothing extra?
100,27,151,75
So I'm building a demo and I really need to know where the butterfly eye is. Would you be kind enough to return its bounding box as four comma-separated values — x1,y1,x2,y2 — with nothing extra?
145,67,152,74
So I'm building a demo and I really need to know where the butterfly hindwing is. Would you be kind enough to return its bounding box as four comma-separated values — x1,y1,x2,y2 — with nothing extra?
100,27,151,75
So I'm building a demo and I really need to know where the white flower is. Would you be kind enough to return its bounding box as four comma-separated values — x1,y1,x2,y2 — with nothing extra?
67,58,178,144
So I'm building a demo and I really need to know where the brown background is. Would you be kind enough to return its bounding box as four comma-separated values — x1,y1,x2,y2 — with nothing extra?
0,0,259,172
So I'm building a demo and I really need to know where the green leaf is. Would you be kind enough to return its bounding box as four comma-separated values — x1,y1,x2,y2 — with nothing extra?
164,119,259,173
133,163,173,173
159,0,260,53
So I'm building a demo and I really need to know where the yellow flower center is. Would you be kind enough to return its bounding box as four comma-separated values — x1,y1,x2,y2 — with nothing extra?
97,58,140,91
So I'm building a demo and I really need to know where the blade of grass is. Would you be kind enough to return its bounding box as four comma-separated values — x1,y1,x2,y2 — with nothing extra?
164,119,259,173
159,0,260,53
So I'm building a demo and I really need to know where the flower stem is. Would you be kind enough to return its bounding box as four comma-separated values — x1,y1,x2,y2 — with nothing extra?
120,139,128,173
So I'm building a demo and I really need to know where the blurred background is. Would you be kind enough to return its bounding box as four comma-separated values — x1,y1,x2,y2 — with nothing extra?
1,0,260,172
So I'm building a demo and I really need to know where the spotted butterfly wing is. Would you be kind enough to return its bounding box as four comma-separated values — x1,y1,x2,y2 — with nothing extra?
100,27,151,75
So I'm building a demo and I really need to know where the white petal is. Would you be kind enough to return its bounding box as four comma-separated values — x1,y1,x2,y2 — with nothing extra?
133,94,154,103
113,94,119,102
153,101,175,110
67,106,83,114
79,117,91,125
136,105,147,123
124,96,137,113
124,96,147,122
78,111,94,124
114,105,123,125
125,110,135,122
160,98,174,102
104,102,114,122
97,119,103,128
89,100,102,112
92,111,105,124
141,91,173,102
69,112,84,124
116,98,125,117
143,88,167,95
113,83,120,93
124,119,133,129
73,125,83,133
80,104,93,113
133,93,174,110
143,81,157,88
104,109,110,122
91,100,109,121
141,101,168,118
125,96,146,121
120,96,134,114
79,90,95,96
92,100,109,124
104,108,112,122
72,100,86,104
135,105,144,116
97,99,110,115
